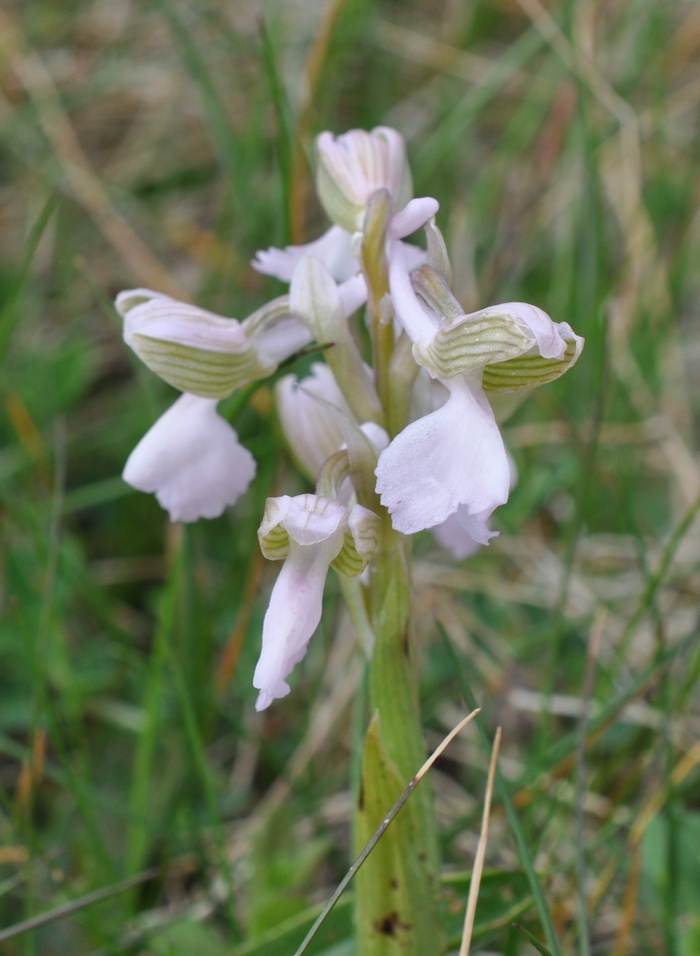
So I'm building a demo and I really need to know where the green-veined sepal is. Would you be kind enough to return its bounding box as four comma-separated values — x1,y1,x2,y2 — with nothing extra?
128,334,267,399
483,332,584,392
413,308,534,379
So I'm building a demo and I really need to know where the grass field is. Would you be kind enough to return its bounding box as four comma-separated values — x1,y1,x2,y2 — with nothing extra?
2,0,700,953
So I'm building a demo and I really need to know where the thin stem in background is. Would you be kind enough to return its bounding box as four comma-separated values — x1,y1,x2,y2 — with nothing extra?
574,610,604,956
460,726,501,956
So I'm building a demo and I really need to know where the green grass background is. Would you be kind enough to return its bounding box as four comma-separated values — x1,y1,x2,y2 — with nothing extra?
1,0,699,953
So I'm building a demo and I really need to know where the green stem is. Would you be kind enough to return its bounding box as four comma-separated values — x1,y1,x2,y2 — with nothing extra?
362,190,395,431
353,521,443,956
368,527,438,866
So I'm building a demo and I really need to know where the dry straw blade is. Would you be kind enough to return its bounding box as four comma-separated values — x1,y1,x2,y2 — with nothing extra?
459,726,502,956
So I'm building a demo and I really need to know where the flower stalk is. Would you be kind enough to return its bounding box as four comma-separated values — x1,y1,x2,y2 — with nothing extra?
354,519,443,956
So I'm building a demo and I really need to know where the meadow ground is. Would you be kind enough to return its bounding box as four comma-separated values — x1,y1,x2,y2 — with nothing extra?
1,1,700,953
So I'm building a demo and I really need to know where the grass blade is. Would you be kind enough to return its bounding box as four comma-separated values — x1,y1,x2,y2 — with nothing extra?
440,624,562,956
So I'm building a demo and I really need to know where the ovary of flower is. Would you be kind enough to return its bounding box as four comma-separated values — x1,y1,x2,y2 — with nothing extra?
122,393,256,523
254,495,379,710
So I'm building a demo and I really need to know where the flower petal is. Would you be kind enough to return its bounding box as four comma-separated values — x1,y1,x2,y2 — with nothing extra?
482,332,584,392
388,240,440,346
414,303,535,379
282,494,348,547
122,295,249,353
387,197,439,239
432,508,495,559
338,273,369,318
375,376,510,535
332,504,380,576
122,394,255,522
503,302,571,359
253,535,341,710
433,446,518,556
276,364,350,480
121,292,265,399
252,225,359,283
254,494,354,710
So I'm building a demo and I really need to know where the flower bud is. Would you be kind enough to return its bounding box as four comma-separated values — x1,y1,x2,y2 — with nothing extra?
316,127,413,233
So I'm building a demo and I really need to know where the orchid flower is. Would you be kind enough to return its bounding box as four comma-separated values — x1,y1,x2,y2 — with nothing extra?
117,288,312,522
376,373,510,542
254,494,379,710
375,243,584,541
253,128,438,290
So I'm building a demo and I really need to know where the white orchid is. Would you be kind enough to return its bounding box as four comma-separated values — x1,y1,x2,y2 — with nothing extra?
118,289,311,522
254,494,379,710
375,243,584,541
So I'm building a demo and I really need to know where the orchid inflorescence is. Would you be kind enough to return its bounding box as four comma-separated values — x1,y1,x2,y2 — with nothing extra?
118,126,583,712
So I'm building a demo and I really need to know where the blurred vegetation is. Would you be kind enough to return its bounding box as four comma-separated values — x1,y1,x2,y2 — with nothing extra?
1,0,700,953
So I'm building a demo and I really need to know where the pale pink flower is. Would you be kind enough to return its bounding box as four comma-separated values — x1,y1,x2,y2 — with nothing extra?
254,494,379,710
376,242,583,539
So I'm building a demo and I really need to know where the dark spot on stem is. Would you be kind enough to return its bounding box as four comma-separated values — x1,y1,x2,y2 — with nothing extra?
374,912,412,936
358,779,365,812
377,912,399,936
